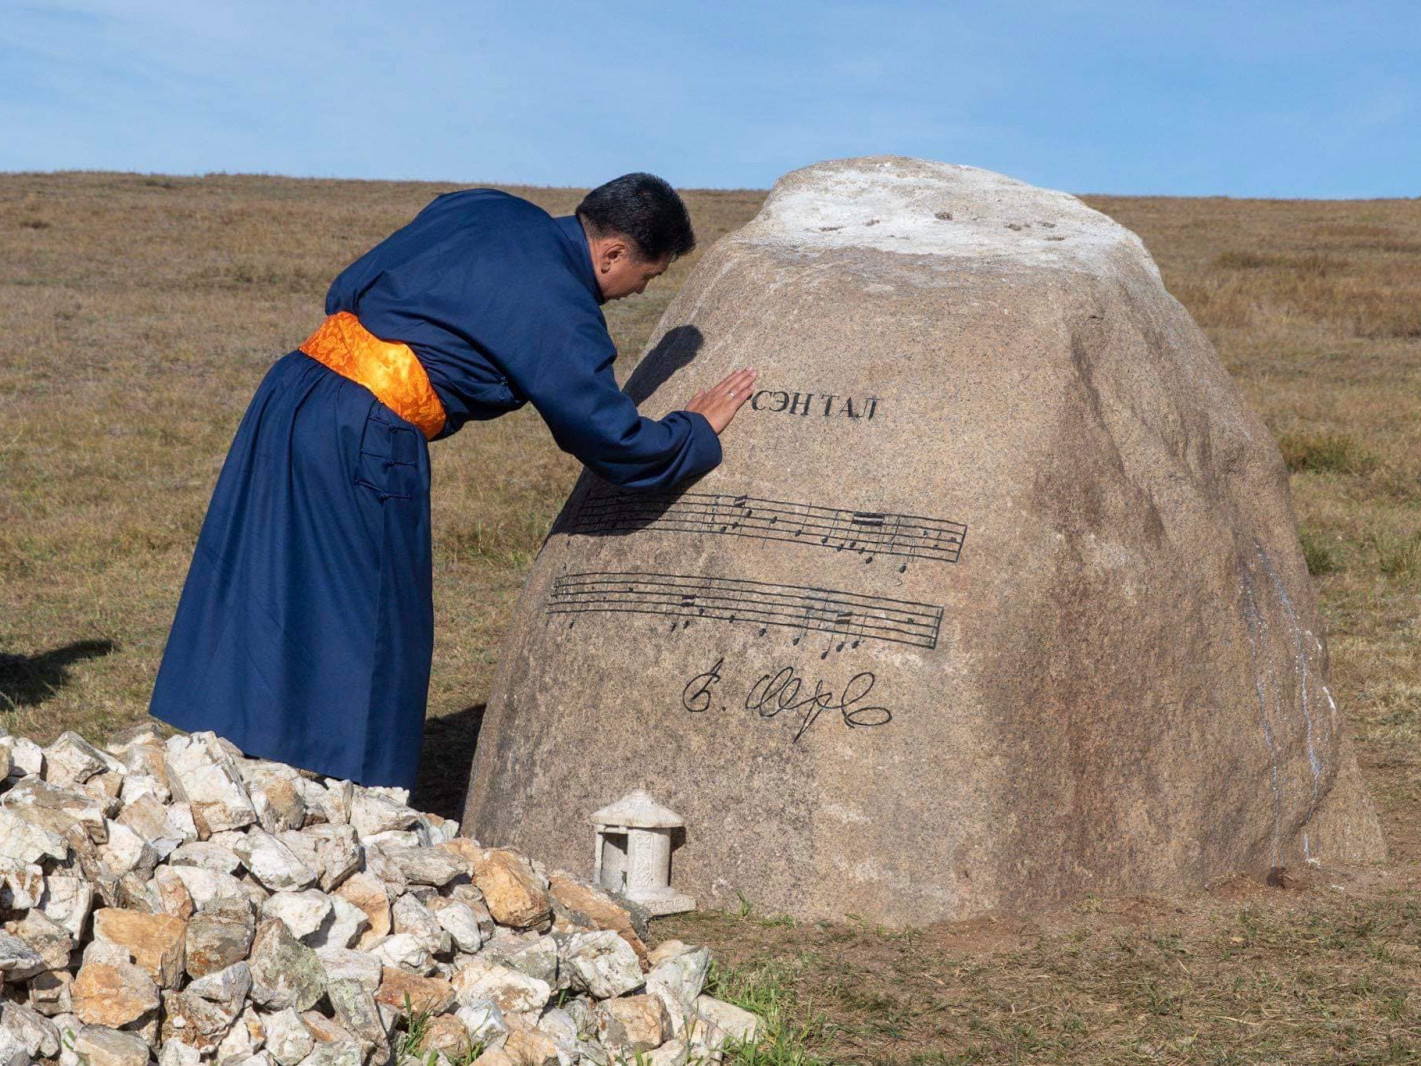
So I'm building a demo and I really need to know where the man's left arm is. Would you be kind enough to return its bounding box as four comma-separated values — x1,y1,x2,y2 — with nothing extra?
494,303,723,491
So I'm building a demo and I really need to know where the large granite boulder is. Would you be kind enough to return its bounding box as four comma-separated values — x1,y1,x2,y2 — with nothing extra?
463,157,1386,924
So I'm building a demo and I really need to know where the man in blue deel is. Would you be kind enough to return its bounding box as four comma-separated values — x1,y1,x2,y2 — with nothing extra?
149,174,755,789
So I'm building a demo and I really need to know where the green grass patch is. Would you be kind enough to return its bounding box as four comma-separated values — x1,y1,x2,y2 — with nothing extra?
1277,430,1379,476
1213,250,1349,275
1214,250,1273,270
1357,682,1421,744
1298,525,1342,575
706,958,833,1065
1369,529,1421,583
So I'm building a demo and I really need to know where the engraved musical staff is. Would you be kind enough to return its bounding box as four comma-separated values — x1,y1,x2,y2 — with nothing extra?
546,571,943,650
571,491,967,565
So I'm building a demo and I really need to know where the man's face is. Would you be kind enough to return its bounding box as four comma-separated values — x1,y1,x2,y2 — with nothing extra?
590,235,672,301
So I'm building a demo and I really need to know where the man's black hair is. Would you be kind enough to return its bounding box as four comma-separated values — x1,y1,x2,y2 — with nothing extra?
576,173,696,262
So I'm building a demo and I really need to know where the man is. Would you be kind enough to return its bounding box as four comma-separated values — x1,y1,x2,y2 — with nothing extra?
149,173,754,789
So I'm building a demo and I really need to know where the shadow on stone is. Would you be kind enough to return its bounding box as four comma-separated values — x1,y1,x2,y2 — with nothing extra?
624,325,703,405
0,639,118,710
413,703,485,822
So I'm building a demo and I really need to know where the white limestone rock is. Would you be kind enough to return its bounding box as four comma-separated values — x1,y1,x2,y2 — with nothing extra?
114,794,186,860
559,931,644,999
164,737,257,838
0,807,69,864
426,897,482,955
593,995,671,1055
235,830,319,892
240,763,309,834
646,941,712,1026
326,977,390,1053
453,999,507,1049
214,1005,266,1063
4,736,44,780
71,1024,151,1066
160,987,240,1054
357,846,407,895
185,960,251,1008
362,830,422,850
167,865,252,909
260,890,333,943
686,1013,728,1063
535,1006,579,1059
303,824,363,892
157,1038,202,1066
184,898,255,978
98,821,159,879
80,939,135,968
115,737,171,794
307,893,368,951
695,996,759,1047
450,958,550,1016
11,910,75,972
166,804,198,844
0,931,48,983
391,893,450,956
369,933,431,974
263,1008,314,1066
499,934,560,989
5,776,109,844
43,732,121,789
308,779,354,827
118,773,163,806
379,845,465,887
298,1040,362,1066
246,921,326,1013
0,1001,61,1059
170,840,242,875
39,875,95,939
349,792,419,840
314,948,382,994
0,857,45,911
0,727,728,1066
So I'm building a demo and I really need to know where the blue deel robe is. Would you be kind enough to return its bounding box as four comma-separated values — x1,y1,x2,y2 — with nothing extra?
149,190,721,788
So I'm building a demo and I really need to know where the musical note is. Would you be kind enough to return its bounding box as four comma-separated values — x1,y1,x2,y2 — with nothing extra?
546,571,942,650
571,491,967,566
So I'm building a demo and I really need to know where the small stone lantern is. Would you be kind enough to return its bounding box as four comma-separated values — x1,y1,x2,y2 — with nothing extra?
592,789,695,915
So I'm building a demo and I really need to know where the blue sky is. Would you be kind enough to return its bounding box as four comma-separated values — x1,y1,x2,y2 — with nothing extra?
2,1,1417,196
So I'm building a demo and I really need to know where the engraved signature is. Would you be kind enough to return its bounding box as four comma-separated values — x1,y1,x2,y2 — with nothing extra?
681,657,725,713
681,658,892,741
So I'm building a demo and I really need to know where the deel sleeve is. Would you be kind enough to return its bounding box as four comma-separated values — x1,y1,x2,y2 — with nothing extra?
491,291,721,492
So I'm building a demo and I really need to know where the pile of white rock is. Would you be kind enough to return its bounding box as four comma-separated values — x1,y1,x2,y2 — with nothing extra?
0,727,757,1066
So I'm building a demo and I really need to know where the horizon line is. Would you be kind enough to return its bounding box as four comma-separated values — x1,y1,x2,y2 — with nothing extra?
2,167,1417,204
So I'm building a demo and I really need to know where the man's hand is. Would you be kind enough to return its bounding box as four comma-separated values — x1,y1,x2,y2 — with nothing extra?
685,367,757,434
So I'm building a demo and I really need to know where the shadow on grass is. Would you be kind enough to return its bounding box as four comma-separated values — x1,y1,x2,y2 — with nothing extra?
0,639,117,710
412,703,485,822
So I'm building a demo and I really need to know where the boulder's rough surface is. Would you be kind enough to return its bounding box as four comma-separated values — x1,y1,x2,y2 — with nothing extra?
464,156,1387,924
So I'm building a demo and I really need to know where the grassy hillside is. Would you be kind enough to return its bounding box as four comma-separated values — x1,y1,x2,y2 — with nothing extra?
2,173,1419,1062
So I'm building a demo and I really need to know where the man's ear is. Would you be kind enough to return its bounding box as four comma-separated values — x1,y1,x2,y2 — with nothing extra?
598,238,632,272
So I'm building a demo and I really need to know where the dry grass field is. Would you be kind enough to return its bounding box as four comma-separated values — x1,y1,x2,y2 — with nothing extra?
2,173,1419,1063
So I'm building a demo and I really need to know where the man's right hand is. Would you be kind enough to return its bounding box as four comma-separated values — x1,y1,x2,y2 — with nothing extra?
685,367,757,434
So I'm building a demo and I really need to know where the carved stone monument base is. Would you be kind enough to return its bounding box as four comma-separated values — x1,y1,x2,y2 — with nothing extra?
463,158,1386,925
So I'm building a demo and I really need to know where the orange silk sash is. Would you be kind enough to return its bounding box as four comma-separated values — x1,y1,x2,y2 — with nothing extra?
299,312,446,440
